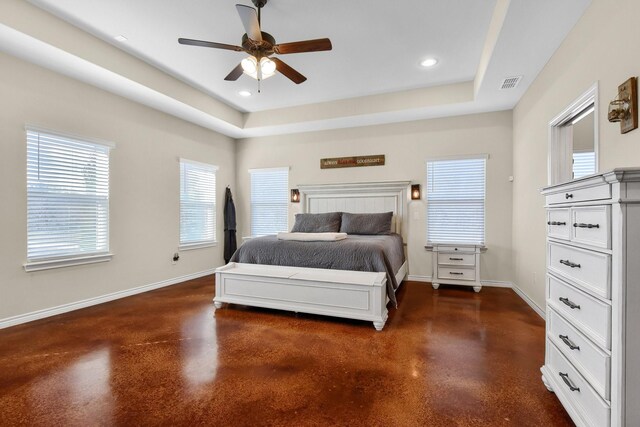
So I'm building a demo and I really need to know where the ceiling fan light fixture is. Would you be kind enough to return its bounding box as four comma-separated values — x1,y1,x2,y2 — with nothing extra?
241,56,258,74
260,57,276,77
241,55,276,80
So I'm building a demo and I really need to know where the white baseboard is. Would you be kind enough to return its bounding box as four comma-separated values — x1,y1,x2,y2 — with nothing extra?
480,280,513,288
511,283,546,320
407,274,432,282
0,268,217,329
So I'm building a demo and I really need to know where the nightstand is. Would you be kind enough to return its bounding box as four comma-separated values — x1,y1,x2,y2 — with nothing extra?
428,244,484,292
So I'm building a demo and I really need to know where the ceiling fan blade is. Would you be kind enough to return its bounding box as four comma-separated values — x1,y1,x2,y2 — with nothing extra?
178,38,244,52
273,38,332,55
272,58,306,84
224,63,244,81
235,4,262,42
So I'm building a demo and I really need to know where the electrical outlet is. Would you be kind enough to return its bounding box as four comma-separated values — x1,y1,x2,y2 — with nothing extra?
533,272,537,285
172,252,180,264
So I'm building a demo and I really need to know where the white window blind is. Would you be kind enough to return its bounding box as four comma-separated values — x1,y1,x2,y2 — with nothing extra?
180,160,217,247
26,128,111,262
572,151,596,179
250,167,289,236
427,156,486,245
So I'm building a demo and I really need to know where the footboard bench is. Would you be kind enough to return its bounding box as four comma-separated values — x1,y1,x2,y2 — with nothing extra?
214,263,389,330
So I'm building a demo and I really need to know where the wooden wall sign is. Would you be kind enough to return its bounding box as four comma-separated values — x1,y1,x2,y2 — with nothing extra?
320,154,385,169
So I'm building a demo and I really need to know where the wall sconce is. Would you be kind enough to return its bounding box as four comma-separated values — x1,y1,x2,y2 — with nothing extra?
608,77,638,134
411,184,421,200
291,189,300,203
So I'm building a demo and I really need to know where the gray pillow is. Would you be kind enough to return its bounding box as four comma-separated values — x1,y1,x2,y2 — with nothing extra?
291,212,342,233
340,212,393,235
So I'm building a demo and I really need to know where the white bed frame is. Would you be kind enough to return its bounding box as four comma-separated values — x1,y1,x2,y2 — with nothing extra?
214,181,410,330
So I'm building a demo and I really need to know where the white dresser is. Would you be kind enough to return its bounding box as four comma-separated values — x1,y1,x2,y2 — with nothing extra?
429,244,483,292
541,168,640,427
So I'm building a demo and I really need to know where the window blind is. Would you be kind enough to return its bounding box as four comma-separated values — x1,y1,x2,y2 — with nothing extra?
427,157,486,245
572,151,596,179
250,167,289,236
180,160,217,246
26,128,111,261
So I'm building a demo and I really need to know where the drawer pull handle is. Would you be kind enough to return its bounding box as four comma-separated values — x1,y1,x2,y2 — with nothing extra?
559,297,580,310
559,259,581,268
565,193,574,199
573,222,600,229
547,221,567,226
449,257,464,261
559,334,580,351
559,372,580,392
449,272,464,275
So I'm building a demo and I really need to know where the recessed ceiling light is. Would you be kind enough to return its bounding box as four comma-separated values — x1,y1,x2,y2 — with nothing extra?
238,90,252,97
421,58,438,68
114,35,128,42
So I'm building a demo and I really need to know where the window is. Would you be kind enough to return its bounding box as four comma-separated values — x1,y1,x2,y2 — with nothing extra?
426,156,486,245
250,167,289,236
572,151,596,179
26,127,113,271
180,159,217,249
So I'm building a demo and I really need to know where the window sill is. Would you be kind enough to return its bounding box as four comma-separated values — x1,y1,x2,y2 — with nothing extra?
24,253,113,272
179,242,217,251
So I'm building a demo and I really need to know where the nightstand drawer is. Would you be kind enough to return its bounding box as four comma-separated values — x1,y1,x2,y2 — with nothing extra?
438,267,475,281
548,342,610,427
435,245,476,253
548,274,611,350
548,308,610,400
571,206,610,250
547,208,571,241
548,242,611,299
437,252,475,267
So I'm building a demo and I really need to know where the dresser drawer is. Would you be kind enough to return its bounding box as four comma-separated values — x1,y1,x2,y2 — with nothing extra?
548,242,611,299
546,183,611,205
437,253,475,267
547,208,571,240
548,308,610,400
548,342,610,427
548,275,611,349
437,267,475,281
571,206,611,249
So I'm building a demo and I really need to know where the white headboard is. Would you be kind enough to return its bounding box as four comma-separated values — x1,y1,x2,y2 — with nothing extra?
297,181,411,236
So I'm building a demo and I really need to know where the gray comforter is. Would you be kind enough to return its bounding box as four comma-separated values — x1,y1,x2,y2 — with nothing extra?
230,234,405,306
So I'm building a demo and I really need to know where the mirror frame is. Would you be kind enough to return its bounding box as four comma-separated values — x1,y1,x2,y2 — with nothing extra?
548,82,599,185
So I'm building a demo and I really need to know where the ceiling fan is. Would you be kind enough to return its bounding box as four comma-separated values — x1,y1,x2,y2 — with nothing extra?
178,0,332,88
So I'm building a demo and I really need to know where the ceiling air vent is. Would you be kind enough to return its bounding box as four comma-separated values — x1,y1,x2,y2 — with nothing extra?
500,76,523,90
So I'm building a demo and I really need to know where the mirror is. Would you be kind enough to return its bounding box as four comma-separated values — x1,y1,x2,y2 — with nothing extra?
548,84,599,185
569,105,596,179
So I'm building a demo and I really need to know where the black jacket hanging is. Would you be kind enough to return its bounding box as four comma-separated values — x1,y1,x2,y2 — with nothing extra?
223,187,237,263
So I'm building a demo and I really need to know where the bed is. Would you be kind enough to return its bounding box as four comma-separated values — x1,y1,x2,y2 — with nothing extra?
214,181,410,330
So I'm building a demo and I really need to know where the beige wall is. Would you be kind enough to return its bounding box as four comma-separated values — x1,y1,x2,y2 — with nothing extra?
512,0,640,309
236,111,514,283
0,52,235,321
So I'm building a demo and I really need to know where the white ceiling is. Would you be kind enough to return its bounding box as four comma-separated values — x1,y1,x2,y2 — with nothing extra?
2,0,592,137
29,0,497,113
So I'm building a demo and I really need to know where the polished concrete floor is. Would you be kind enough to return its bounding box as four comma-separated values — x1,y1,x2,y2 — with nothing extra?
0,277,573,426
